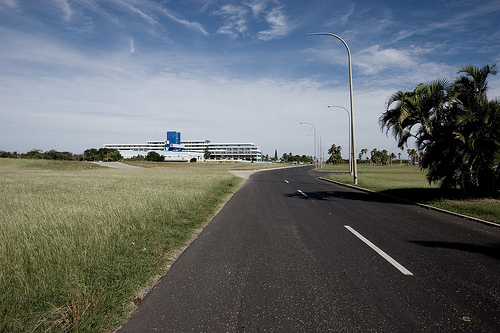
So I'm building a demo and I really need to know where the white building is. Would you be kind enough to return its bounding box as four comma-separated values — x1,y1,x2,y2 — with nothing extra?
104,132,262,162
103,141,167,152
182,140,262,161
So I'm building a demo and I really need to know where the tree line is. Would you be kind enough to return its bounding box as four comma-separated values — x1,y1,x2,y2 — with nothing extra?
281,152,314,164
0,148,124,162
327,145,415,165
380,64,500,196
0,149,85,161
0,149,193,163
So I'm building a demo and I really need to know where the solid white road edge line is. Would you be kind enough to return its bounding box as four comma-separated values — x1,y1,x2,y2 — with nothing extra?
344,225,413,276
298,190,308,198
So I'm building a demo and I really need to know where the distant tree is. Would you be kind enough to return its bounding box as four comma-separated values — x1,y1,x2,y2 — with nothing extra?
204,149,211,160
146,151,163,162
407,149,417,165
370,149,389,165
83,148,122,161
43,150,76,161
23,149,44,159
107,150,123,161
281,152,312,164
129,154,145,161
327,144,343,164
274,149,278,160
0,151,20,158
390,152,397,165
84,148,99,161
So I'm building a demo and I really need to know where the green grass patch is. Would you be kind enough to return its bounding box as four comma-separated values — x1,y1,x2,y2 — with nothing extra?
0,159,245,332
316,164,500,224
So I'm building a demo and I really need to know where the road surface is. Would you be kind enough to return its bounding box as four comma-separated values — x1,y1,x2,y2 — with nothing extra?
119,166,500,332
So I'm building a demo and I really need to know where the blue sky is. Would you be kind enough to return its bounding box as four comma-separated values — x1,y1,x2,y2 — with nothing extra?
1,0,499,159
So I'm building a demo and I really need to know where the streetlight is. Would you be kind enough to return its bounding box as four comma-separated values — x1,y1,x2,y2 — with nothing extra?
300,122,317,167
328,105,352,174
307,32,358,185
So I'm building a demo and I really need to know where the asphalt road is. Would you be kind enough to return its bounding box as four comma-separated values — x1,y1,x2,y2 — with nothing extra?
119,166,500,332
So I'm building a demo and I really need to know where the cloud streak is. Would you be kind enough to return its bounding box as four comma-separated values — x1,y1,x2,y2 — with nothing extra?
214,4,249,38
159,7,208,35
257,6,291,41
212,1,293,40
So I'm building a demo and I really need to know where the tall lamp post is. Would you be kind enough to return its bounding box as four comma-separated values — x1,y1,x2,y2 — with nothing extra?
328,105,352,174
300,122,317,167
307,32,358,185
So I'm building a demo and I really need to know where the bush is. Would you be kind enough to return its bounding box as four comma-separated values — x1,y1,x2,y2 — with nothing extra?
145,151,164,162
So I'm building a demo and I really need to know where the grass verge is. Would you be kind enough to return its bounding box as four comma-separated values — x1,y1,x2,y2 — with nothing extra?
0,159,250,332
316,164,500,224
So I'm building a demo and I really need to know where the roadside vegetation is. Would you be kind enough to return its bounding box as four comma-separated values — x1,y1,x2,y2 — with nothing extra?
0,148,123,162
0,159,254,332
316,164,499,223
380,64,500,197
319,64,500,224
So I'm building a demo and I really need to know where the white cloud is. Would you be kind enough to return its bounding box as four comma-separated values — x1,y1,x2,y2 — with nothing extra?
120,1,158,26
353,44,460,89
0,0,18,10
356,45,416,75
129,39,135,54
257,6,291,41
55,0,72,22
214,4,249,38
246,0,267,17
340,3,354,24
212,2,292,41
159,7,208,35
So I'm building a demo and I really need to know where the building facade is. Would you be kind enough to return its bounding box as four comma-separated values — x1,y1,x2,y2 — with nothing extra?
104,131,262,162
182,140,262,161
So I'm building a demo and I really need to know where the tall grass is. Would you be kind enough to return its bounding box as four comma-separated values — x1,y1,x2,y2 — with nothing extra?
0,159,243,332
317,164,500,223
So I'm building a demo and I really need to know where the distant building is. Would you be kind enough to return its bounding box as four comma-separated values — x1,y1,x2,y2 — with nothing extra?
104,131,262,162
182,140,262,161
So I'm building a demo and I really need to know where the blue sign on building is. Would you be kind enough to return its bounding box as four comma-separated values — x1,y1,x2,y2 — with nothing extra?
167,131,181,151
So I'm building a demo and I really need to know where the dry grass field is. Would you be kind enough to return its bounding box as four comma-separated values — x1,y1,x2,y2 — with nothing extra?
0,159,263,331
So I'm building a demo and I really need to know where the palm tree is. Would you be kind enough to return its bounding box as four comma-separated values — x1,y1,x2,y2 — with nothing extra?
390,153,396,165
406,149,417,165
381,64,500,195
380,79,454,150
449,64,499,193
327,144,343,164
370,148,377,165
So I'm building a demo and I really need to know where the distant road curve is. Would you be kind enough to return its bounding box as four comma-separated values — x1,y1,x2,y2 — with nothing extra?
91,162,142,169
